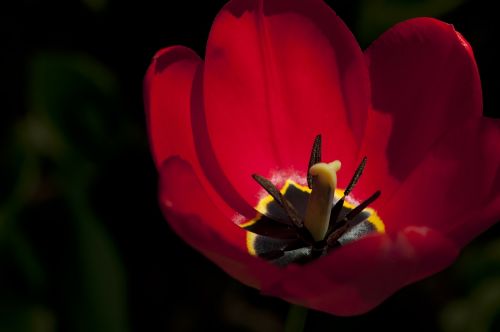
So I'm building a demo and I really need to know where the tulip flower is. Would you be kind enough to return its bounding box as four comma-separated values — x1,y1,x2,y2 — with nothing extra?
144,0,500,316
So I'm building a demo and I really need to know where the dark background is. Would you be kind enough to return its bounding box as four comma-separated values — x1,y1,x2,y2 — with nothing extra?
1,0,499,331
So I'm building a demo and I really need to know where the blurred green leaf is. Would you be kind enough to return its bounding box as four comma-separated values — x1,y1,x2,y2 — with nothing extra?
67,207,130,332
81,0,108,12
441,278,500,332
29,52,122,159
0,304,55,332
358,0,465,45
7,228,46,291
24,51,131,331
454,240,500,290
52,130,130,332
440,239,500,332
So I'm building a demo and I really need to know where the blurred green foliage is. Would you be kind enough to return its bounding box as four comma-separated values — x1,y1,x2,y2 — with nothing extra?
1,52,129,332
81,0,108,12
440,240,500,332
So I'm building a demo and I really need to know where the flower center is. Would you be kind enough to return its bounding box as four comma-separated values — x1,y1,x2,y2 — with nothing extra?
240,135,384,266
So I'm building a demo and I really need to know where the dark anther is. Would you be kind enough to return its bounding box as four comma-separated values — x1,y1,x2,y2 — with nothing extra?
345,190,380,221
326,190,381,245
329,197,345,228
344,156,367,196
329,157,366,228
326,223,350,246
329,157,368,230
307,134,322,189
252,174,304,228
252,174,281,203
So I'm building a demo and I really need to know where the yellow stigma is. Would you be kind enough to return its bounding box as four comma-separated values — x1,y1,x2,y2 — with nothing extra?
309,161,341,191
304,160,341,241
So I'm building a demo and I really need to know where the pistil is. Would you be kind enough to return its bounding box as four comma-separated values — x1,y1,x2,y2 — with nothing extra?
304,161,341,241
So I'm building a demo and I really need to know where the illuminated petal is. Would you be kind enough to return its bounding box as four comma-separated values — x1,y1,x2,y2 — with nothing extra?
144,46,254,218
203,0,370,206
144,46,201,169
159,156,279,288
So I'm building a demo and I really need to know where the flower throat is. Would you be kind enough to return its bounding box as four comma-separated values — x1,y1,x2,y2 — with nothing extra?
242,135,384,266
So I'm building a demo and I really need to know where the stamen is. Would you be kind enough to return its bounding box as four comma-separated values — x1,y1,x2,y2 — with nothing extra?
252,174,303,228
345,190,380,220
247,135,384,265
307,135,322,189
329,197,344,228
329,157,366,226
326,190,381,245
326,224,350,246
344,157,367,196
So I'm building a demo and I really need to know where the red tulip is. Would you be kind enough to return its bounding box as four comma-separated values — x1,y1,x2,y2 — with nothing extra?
144,0,500,316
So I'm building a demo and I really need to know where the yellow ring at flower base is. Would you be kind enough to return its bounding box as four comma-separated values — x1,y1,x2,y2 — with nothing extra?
242,179,385,260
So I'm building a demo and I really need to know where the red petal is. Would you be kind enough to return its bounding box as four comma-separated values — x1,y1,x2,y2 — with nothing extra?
382,118,500,238
144,46,201,169
144,46,255,218
159,156,460,315
265,227,458,316
447,119,500,246
360,18,482,211
450,195,500,247
158,156,279,288
203,0,370,205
